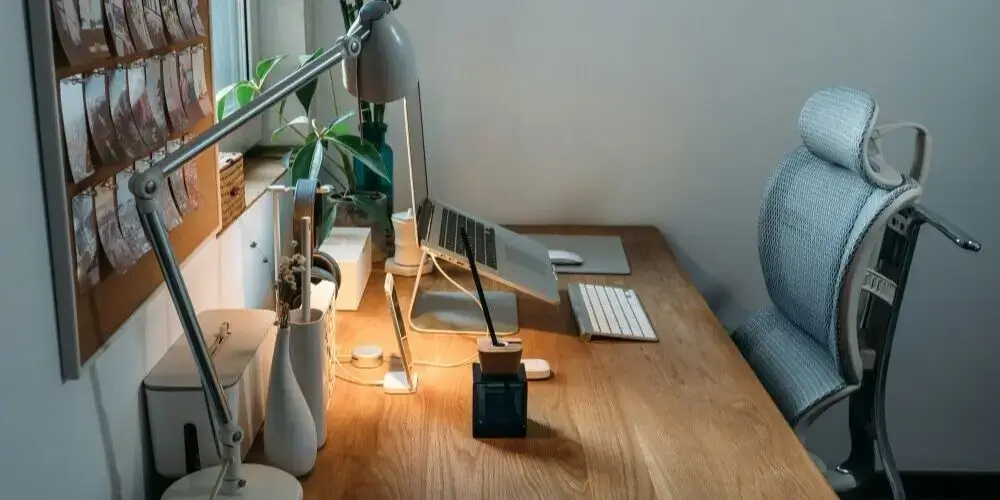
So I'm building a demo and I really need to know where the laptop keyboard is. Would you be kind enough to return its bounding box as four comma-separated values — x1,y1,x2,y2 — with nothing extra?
439,207,497,268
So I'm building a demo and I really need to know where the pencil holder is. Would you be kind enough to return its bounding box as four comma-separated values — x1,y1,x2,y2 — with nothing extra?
472,363,528,438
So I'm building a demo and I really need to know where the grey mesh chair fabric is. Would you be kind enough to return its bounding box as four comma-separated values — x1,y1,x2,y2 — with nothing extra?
733,87,919,426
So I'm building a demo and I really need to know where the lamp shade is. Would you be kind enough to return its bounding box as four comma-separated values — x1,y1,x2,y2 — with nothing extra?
343,1,417,104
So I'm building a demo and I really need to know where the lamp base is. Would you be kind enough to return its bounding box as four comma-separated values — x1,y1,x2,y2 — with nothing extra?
162,464,302,499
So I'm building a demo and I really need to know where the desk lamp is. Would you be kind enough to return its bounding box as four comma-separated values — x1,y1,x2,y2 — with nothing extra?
130,2,416,498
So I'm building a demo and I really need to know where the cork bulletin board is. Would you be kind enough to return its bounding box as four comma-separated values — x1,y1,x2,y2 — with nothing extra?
26,0,221,380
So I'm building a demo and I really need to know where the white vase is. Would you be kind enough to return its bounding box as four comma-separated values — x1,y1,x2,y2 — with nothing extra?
264,326,317,477
289,308,327,448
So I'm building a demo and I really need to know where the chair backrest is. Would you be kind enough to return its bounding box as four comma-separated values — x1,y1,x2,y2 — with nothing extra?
758,87,922,385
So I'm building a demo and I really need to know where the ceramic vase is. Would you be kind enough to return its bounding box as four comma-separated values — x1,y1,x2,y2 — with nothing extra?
289,308,327,448
263,326,317,476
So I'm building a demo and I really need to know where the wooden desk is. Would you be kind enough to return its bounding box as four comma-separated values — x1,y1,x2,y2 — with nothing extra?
272,226,835,499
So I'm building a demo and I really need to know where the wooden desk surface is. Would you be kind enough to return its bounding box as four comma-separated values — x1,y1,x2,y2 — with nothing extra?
269,226,835,499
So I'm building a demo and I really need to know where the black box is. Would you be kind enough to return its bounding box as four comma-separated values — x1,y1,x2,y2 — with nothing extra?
472,363,527,438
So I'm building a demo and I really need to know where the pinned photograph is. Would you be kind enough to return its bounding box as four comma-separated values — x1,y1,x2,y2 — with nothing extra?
108,67,149,161
162,52,189,132
165,141,191,214
175,0,197,39
52,0,88,64
177,49,202,122
189,0,206,37
78,0,111,60
115,167,152,256
192,45,212,117
96,179,138,273
72,192,101,291
60,77,94,183
146,150,184,230
84,71,127,166
160,0,187,43
124,0,155,52
104,0,135,57
180,136,202,210
145,58,170,148
127,62,164,148
143,0,168,48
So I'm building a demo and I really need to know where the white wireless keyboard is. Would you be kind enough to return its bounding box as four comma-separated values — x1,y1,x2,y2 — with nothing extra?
567,283,658,342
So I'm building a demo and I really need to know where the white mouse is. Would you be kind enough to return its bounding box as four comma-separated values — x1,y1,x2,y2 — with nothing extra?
548,249,584,266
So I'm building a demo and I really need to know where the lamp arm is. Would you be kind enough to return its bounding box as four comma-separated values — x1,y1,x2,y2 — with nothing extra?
126,10,375,497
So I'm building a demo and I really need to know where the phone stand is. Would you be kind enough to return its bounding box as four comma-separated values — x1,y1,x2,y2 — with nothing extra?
407,248,519,336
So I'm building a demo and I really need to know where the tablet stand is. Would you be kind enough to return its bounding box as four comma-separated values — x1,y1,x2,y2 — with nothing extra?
406,248,519,336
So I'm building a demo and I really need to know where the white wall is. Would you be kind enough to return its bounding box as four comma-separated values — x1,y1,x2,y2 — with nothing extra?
369,0,998,471
1,3,279,498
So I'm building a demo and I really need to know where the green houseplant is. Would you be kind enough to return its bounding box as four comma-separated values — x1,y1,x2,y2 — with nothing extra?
216,51,392,245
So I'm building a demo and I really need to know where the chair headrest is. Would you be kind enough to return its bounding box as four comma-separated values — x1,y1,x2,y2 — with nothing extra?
798,87,904,188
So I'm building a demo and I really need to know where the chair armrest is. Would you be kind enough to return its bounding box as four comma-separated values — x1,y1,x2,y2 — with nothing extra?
912,203,982,252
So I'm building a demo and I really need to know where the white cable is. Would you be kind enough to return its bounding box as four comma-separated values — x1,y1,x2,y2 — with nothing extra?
333,355,383,386
430,255,483,311
413,353,479,368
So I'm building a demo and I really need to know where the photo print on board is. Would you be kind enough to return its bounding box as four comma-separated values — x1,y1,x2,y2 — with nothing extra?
145,58,170,147
124,0,155,52
164,140,191,214
175,0,197,39
141,152,183,230
72,191,101,291
95,178,138,273
143,0,168,48
108,66,149,160
51,0,89,65
78,0,111,60
84,71,127,165
181,135,202,210
160,0,187,43
115,167,152,256
104,0,135,56
126,61,165,148
189,0,206,36
162,52,189,132
192,45,212,117
177,49,202,122
59,76,94,183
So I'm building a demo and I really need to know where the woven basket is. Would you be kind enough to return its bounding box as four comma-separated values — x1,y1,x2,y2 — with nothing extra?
219,153,245,229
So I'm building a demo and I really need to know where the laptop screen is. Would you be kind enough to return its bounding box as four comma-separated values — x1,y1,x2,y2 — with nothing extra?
404,82,430,245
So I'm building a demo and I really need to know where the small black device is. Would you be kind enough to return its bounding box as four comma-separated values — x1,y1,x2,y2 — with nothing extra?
461,228,528,438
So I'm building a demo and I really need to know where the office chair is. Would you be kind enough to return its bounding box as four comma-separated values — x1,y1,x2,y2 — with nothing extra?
732,87,981,500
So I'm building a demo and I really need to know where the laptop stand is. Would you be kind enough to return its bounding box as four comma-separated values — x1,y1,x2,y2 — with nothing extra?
406,248,520,336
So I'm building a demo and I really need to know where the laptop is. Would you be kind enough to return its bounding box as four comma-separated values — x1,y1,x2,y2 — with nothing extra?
403,83,559,304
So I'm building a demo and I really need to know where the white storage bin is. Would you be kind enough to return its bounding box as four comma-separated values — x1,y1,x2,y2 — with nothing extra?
319,227,371,311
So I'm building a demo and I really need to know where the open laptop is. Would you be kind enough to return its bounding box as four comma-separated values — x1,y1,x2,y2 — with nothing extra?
403,84,559,304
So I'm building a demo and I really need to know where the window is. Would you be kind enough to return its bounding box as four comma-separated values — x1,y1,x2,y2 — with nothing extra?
210,0,261,152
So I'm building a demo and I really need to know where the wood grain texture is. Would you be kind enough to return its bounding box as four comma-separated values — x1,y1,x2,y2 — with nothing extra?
250,226,836,499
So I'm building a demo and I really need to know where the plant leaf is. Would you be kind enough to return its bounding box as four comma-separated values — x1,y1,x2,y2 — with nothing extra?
326,134,389,182
234,82,258,109
215,82,239,120
289,138,319,182
323,111,356,138
307,139,325,180
295,48,326,112
254,55,286,87
349,193,392,234
271,115,311,143
319,201,340,243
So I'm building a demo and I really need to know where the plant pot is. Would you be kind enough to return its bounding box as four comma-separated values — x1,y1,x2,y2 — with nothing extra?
263,326,317,476
330,191,391,259
354,122,394,212
289,308,328,448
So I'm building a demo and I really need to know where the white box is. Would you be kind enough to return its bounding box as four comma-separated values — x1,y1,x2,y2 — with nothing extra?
144,309,276,479
319,227,371,311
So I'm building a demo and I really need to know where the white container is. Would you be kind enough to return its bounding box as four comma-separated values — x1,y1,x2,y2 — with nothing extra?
319,227,371,311
263,326,317,476
309,280,338,410
144,309,276,479
289,308,327,447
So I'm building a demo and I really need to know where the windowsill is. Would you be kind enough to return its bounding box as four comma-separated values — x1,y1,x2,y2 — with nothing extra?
243,156,288,207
